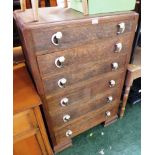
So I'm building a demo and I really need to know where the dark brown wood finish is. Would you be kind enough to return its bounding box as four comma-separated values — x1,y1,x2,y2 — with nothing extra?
47,71,125,128
54,103,119,143
37,33,131,77
48,87,119,115
42,57,126,95
31,19,132,53
14,7,138,153
49,98,119,128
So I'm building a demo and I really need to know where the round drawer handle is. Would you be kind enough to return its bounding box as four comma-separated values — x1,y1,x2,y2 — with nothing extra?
58,78,67,88
115,43,122,52
109,80,116,87
66,130,73,137
55,56,65,68
106,111,111,117
117,22,126,34
51,32,62,46
63,114,71,122
107,96,113,103
112,62,119,70
60,98,69,107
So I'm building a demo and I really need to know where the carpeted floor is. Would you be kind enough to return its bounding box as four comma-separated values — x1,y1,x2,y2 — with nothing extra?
57,103,141,155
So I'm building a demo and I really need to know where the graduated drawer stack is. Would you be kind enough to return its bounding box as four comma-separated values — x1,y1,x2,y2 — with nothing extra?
14,7,138,153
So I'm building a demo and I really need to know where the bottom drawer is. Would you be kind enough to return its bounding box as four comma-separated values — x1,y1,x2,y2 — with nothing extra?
54,104,119,143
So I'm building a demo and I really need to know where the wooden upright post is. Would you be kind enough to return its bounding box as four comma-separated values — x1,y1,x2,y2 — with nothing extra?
31,0,39,21
82,0,88,15
50,0,57,6
20,0,26,11
40,0,46,7
64,0,68,8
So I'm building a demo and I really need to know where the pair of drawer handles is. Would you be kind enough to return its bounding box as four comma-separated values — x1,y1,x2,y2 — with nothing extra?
55,56,120,70
58,78,116,89
65,110,112,137
61,95,113,107
51,22,126,46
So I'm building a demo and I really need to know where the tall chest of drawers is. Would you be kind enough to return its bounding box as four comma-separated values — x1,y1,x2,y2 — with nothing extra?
14,7,138,153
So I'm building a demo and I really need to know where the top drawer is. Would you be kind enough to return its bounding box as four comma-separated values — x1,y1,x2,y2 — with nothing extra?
31,17,134,54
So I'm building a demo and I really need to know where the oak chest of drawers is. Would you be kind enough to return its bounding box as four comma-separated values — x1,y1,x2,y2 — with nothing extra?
14,7,138,153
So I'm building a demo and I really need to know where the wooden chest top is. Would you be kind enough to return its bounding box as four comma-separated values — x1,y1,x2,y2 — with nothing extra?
14,7,137,27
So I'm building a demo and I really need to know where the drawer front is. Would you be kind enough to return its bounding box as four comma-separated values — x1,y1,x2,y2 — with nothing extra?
47,71,124,128
42,56,126,96
37,33,131,77
32,18,133,54
49,87,119,114
13,109,37,137
54,104,118,143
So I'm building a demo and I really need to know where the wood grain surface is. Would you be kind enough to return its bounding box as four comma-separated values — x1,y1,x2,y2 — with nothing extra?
13,63,41,114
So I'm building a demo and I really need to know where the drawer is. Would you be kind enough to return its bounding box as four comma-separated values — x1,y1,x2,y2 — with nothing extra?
54,104,118,143
47,71,124,128
37,33,132,77
13,109,37,137
49,87,119,114
42,55,127,96
32,18,134,54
